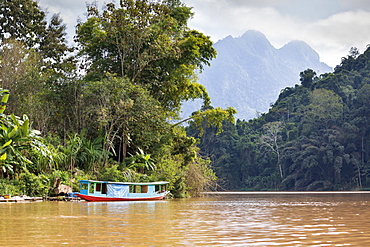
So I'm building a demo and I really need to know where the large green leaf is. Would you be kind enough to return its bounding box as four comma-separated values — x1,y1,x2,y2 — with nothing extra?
0,153,7,161
0,140,12,149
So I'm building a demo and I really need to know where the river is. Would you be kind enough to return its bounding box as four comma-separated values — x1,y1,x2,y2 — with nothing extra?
1,192,370,246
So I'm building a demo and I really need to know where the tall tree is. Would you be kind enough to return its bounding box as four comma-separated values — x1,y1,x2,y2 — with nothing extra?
0,0,47,48
0,0,77,135
300,68,317,87
75,0,216,112
259,121,284,178
305,88,343,130
81,77,168,162
0,0,76,80
39,13,76,81
0,40,43,118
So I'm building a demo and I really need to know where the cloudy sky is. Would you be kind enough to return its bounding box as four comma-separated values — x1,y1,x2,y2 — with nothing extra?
38,0,370,68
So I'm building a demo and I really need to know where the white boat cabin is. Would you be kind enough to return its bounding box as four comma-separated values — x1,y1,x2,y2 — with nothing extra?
79,180,169,199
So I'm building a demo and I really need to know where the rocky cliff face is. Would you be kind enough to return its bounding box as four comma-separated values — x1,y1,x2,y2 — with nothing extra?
183,30,332,120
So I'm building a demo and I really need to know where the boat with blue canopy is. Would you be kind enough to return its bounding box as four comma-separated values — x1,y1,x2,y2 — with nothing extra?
75,180,169,201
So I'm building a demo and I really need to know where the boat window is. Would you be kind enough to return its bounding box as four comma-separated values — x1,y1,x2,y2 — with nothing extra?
81,183,88,191
155,184,167,192
135,185,141,193
155,184,166,192
141,185,148,193
102,183,107,194
96,183,101,192
89,183,95,194
129,185,150,193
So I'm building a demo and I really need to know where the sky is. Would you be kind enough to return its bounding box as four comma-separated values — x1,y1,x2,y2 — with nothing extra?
38,0,370,68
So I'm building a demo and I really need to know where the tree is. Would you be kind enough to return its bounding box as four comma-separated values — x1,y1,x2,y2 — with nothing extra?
0,0,47,48
75,0,216,112
357,84,370,105
349,47,360,58
0,1,77,134
0,40,30,91
300,68,317,87
81,77,168,163
305,88,343,129
259,121,284,178
39,13,76,81
175,106,237,136
0,1,76,81
0,40,58,133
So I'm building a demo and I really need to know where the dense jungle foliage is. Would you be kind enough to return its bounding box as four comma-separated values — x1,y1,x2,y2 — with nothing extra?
187,47,370,191
0,0,236,197
1,0,368,196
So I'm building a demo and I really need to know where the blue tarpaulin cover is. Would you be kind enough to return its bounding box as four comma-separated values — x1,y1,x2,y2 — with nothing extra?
107,184,129,198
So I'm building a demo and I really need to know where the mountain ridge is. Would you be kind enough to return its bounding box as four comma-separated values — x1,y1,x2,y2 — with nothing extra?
183,30,332,120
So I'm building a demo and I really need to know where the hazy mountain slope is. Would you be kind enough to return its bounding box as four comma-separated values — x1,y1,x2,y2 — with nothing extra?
183,30,332,120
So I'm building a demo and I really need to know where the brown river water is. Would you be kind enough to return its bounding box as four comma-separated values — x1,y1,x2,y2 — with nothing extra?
1,192,370,246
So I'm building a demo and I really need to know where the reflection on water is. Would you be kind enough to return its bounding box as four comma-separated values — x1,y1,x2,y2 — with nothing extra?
1,193,370,246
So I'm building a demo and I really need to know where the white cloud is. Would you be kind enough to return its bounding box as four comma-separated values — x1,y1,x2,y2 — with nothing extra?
37,0,370,68
306,10,370,66
184,0,370,67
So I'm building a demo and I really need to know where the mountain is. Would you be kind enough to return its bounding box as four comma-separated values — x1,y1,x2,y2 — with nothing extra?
183,30,332,120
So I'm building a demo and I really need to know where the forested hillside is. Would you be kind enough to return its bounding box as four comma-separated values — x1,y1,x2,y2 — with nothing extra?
187,47,370,191
0,0,235,197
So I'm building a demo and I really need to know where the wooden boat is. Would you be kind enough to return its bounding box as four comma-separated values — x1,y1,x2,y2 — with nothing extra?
75,180,169,202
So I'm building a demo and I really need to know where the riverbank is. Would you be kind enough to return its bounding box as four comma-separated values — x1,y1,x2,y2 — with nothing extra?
0,195,81,202
0,196,43,203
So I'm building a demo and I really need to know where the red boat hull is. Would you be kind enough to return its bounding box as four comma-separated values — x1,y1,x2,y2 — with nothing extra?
76,193,167,202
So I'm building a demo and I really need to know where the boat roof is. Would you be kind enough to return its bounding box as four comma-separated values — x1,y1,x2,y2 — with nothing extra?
79,180,169,185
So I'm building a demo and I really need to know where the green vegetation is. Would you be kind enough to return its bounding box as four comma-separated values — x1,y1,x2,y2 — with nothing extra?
0,0,234,197
2,0,368,196
187,46,370,191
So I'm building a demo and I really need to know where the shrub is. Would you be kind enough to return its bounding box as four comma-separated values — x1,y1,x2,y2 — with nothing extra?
19,170,49,197
0,179,22,195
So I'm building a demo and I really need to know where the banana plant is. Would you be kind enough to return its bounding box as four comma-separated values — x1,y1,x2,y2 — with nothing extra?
78,135,112,171
0,89,9,114
125,148,156,174
0,88,52,177
0,114,51,176
0,140,13,173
